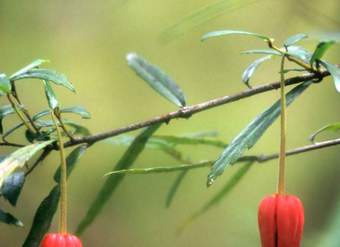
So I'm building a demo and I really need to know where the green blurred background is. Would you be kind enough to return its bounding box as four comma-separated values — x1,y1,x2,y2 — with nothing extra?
0,0,339,246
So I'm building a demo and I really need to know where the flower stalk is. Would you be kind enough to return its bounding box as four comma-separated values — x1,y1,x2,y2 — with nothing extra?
51,111,68,233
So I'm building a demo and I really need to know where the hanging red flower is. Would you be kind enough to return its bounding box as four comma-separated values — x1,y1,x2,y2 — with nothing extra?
258,194,304,247
40,233,83,247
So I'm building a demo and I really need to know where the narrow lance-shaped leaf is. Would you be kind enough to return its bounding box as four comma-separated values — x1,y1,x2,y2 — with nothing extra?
1,171,25,206
22,186,60,247
60,106,91,119
309,123,340,143
43,80,59,110
34,119,90,136
284,33,308,47
241,49,281,56
0,74,11,95
23,145,87,247
0,105,14,134
0,140,54,188
76,123,161,235
319,61,340,92
160,0,261,42
154,135,226,148
33,106,91,121
108,135,184,161
207,81,312,185
0,208,23,227
10,68,75,92
127,53,186,107
10,59,49,79
165,170,188,208
105,161,212,176
202,30,270,42
109,134,226,149
286,46,313,64
181,162,252,229
242,55,272,88
310,41,335,65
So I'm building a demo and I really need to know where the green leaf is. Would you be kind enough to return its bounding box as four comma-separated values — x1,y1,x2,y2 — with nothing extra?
105,161,212,176
0,208,23,227
10,68,75,92
284,33,308,47
286,46,313,63
76,123,161,235
207,81,312,185
182,162,252,229
127,53,186,107
160,0,261,42
1,171,25,206
23,145,87,247
309,123,340,142
54,145,88,183
242,55,272,88
0,140,53,188
10,59,49,79
33,106,91,121
0,74,11,95
201,30,270,42
60,106,91,119
310,41,335,65
62,121,90,136
0,105,14,134
109,135,183,161
35,119,90,136
165,170,187,208
43,80,59,110
153,135,226,148
109,134,226,149
241,49,281,56
22,186,60,247
319,61,340,92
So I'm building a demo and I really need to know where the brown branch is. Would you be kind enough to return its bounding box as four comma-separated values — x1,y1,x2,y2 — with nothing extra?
65,70,329,147
258,137,340,162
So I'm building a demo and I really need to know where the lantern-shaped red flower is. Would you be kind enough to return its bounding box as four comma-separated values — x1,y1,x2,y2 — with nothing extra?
258,194,304,247
40,233,83,247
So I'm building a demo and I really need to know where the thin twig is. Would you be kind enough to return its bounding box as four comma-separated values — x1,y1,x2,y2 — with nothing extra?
65,71,329,147
105,138,340,175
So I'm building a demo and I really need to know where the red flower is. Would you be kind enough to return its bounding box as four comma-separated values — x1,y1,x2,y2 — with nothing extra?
258,194,304,247
40,233,83,247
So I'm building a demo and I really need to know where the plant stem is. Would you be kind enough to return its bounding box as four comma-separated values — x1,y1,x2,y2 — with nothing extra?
7,94,35,133
267,39,314,72
278,56,287,195
51,112,68,233
10,81,40,133
55,112,75,141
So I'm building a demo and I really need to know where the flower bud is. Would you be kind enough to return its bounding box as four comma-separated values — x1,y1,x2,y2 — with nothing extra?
258,194,304,247
40,233,83,247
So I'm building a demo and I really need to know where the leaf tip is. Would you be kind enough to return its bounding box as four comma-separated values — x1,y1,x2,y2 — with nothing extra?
126,52,138,63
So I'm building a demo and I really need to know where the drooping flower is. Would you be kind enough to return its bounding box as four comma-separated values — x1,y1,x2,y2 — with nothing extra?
40,233,83,247
258,194,304,247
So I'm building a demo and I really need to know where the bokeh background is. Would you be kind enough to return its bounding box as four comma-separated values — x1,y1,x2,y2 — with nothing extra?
0,0,340,246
